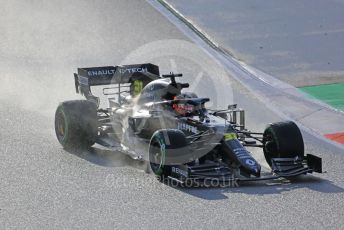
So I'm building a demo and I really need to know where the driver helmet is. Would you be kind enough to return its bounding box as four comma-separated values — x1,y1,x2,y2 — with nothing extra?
172,95,194,115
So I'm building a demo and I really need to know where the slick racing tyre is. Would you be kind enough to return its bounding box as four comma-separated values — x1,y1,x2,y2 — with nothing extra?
55,100,97,150
149,129,188,180
263,121,304,166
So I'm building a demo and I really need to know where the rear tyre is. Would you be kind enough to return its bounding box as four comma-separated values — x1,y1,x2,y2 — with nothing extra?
55,100,98,150
263,121,304,166
149,129,188,180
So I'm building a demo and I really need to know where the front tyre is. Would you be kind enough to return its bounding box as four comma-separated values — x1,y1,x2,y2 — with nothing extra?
263,121,304,166
55,100,97,150
149,129,187,180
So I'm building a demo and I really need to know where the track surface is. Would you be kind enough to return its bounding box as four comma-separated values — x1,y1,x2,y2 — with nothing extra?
167,0,344,87
0,0,344,229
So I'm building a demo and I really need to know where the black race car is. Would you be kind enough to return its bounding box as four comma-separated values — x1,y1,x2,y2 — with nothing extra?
55,63,322,185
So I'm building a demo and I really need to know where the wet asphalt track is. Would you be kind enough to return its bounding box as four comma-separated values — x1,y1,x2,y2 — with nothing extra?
0,0,344,229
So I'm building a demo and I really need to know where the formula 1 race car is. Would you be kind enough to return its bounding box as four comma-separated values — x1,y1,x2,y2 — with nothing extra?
55,63,322,185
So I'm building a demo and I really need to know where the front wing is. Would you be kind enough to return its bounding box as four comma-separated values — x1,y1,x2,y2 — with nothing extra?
167,154,322,186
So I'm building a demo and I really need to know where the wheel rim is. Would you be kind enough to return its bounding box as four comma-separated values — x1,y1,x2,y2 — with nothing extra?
55,109,67,143
149,139,165,175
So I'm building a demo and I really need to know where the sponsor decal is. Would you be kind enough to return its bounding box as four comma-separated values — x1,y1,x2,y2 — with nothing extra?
178,122,199,134
233,148,251,159
119,67,148,74
172,167,188,178
224,132,237,141
86,67,148,77
245,159,256,166
87,69,115,76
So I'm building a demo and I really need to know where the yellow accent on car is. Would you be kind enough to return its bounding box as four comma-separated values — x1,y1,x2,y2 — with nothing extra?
224,132,237,141
133,80,143,96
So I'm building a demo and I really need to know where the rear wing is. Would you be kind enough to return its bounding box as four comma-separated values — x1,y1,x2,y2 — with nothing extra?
74,63,160,103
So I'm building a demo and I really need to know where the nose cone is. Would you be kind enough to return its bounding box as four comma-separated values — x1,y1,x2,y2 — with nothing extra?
223,138,262,177
241,158,261,177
